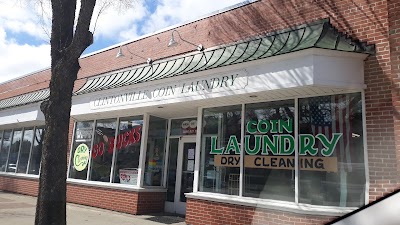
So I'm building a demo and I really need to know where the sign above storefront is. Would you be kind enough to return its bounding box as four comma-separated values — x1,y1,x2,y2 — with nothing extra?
89,71,248,110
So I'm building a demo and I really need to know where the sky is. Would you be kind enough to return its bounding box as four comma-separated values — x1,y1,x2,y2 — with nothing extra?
0,0,246,84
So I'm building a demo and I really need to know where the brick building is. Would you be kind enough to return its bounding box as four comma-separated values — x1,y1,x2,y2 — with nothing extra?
0,0,399,224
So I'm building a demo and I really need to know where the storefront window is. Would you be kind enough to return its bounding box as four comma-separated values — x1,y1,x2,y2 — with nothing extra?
198,93,366,207
244,100,295,201
170,118,197,136
16,129,34,173
69,121,94,180
0,130,8,172
113,116,143,185
298,93,365,207
28,127,44,175
90,119,117,182
144,116,166,186
199,105,242,195
7,130,22,172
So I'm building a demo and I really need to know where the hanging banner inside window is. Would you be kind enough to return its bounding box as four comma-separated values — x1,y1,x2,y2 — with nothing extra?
210,119,341,172
92,126,142,158
73,143,90,171
213,155,338,172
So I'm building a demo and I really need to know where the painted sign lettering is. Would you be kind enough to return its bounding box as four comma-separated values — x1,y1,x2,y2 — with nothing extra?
90,71,248,109
211,119,342,172
73,143,90,171
92,126,142,158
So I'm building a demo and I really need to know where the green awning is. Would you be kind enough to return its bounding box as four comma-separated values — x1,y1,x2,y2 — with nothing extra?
75,19,374,95
0,89,49,111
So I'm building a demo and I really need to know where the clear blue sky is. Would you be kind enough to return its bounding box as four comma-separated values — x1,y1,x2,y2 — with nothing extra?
0,0,245,83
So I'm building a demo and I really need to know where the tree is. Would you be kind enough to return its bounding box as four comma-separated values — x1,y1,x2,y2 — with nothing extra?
34,1,133,224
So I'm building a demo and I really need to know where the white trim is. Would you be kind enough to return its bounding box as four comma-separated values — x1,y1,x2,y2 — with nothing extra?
86,120,97,181
0,172,39,180
362,91,370,205
67,178,167,192
193,107,203,192
137,113,150,187
110,117,120,183
4,129,13,172
14,128,24,174
25,126,36,174
186,192,357,216
239,103,245,196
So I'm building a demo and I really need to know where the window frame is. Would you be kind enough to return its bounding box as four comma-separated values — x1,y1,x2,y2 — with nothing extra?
67,114,165,190
0,126,44,177
194,91,369,213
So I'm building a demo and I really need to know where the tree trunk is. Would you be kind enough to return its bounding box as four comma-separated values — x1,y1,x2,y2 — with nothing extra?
35,1,95,224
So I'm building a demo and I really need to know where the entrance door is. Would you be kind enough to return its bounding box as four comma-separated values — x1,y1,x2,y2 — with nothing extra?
165,136,196,215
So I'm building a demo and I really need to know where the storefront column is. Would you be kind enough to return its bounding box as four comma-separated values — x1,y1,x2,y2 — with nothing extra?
193,107,203,192
137,113,150,187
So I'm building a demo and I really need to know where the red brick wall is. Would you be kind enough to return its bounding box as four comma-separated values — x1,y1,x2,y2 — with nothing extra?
1,0,400,224
0,176,164,215
186,199,335,225
67,184,165,214
0,176,39,196
388,0,400,180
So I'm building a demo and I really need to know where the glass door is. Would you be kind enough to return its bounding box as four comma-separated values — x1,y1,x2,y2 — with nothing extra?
165,136,196,215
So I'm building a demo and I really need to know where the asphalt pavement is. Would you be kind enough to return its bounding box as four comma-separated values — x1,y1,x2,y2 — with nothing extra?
0,191,186,225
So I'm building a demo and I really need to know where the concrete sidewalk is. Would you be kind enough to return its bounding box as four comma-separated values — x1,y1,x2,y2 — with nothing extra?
0,191,186,225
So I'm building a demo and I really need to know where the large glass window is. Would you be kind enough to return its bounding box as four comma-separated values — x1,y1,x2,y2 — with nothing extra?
144,116,166,186
113,116,143,185
69,121,93,179
198,92,366,208
244,100,295,201
0,130,8,172
90,119,117,182
28,127,45,175
7,130,22,172
199,105,242,195
298,93,365,207
0,127,43,175
16,129,34,173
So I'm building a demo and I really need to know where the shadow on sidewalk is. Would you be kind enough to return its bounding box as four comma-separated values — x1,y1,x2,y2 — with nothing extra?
143,213,185,224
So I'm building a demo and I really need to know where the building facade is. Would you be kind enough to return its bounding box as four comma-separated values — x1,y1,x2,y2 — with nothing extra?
0,0,399,224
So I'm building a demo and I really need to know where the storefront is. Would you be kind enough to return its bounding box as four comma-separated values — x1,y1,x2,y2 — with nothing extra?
1,1,399,224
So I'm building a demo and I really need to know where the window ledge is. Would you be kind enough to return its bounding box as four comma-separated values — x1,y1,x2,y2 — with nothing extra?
186,192,358,217
0,172,39,180
67,178,167,193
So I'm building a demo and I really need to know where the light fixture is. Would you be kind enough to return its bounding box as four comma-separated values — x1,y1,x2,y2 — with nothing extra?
116,45,153,65
168,30,204,51
249,95,258,98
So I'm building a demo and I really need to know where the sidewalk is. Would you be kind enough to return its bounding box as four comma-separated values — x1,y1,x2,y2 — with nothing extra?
0,191,186,225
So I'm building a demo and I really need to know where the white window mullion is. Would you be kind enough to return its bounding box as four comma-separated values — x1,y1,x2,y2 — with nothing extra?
137,113,150,187
361,91,369,205
239,104,245,197
86,120,97,181
110,117,120,183
5,130,14,173
294,97,299,204
193,107,203,192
